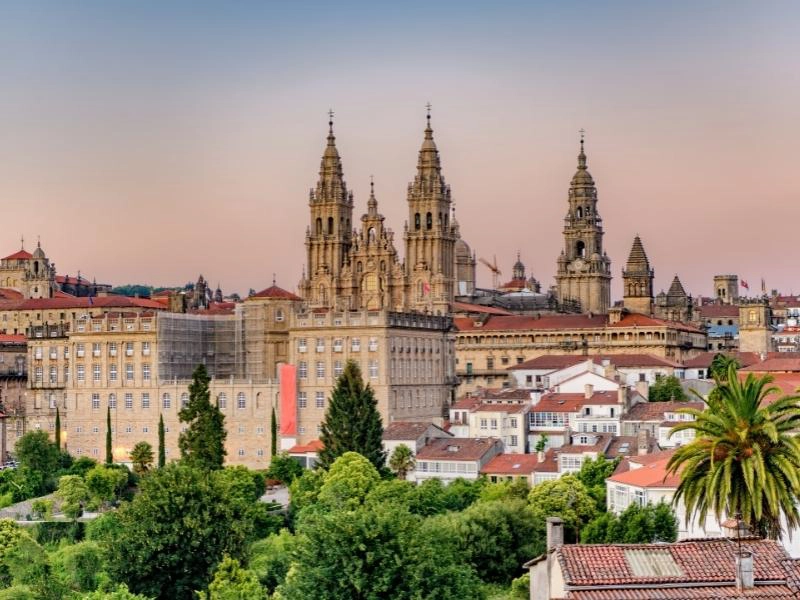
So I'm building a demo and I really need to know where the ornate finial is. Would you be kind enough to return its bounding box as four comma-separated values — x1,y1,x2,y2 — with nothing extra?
426,102,432,121
37,235,41,249
328,109,334,134
20,235,24,250
272,273,276,286
578,129,587,168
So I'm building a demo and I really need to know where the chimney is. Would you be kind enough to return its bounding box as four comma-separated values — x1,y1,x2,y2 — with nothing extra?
584,384,594,400
735,551,754,590
635,379,650,401
637,429,650,455
546,517,564,551
618,384,631,412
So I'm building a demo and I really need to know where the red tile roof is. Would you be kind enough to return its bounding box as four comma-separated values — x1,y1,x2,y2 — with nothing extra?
0,334,25,344
416,437,501,461
569,584,797,599
510,355,590,370
512,353,682,371
611,313,705,334
55,275,92,285
607,451,680,488
3,250,32,260
249,285,302,301
454,314,608,332
6,296,166,311
741,357,800,373
697,304,740,319
683,352,762,369
556,538,789,588
382,421,449,441
622,401,705,421
472,403,529,414
452,301,513,316
449,396,484,410
533,391,621,413
0,289,23,301
287,439,324,454
480,453,540,475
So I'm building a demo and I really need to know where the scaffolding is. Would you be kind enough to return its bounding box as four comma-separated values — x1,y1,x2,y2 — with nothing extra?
157,312,245,381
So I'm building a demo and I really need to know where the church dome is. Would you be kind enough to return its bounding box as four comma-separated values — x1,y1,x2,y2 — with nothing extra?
455,238,472,260
32,243,45,259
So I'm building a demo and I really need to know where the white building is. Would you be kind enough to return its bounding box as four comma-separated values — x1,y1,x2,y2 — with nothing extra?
414,437,503,484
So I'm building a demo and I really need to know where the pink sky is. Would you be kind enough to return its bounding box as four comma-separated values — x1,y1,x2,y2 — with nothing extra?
1,2,798,299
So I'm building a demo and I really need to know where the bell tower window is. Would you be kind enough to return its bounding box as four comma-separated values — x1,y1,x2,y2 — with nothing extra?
327,217,334,235
316,218,322,234
576,207,583,219
576,241,586,258
426,212,432,230
415,213,421,230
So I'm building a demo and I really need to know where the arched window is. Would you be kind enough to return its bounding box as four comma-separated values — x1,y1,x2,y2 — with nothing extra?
218,393,227,409
181,392,189,408
576,207,583,219
576,240,586,258
108,393,117,409
368,227,376,242
414,213,421,230
319,285,327,304
316,217,322,234
357,261,363,273
162,393,171,409
327,217,334,234
237,392,246,409
380,260,386,272
426,212,432,229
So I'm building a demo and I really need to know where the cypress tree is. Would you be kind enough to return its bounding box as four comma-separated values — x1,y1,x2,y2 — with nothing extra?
178,364,226,470
105,406,113,465
270,406,278,457
54,407,61,450
318,360,385,470
158,414,166,468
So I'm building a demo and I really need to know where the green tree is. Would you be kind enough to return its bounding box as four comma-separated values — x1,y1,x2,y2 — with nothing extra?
80,583,152,599
534,434,548,453
50,540,106,593
54,408,61,451
451,498,545,584
265,452,303,484
249,529,296,594
198,555,265,600
667,365,800,539
105,407,113,465
30,499,52,520
649,375,687,402
270,406,277,457
15,431,59,495
0,519,30,587
388,444,415,480
85,465,128,508
581,502,678,544
528,475,597,541
55,475,90,520
576,455,620,511
178,365,226,470
68,456,99,478
317,452,381,510
709,353,740,381
157,415,165,468
129,441,154,475
318,361,385,471
106,464,259,600
288,468,324,515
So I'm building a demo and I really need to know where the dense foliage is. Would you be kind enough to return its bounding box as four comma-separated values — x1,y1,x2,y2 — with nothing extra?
178,364,226,470
581,502,678,543
649,375,688,402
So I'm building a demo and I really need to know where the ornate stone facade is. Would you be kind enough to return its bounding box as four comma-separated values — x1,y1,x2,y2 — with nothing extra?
654,275,693,322
555,139,612,314
622,236,654,315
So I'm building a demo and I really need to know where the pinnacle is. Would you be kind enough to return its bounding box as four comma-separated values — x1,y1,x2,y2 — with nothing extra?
626,235,650,269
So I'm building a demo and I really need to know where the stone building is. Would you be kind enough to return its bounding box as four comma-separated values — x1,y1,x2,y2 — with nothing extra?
738,301,774,354
714,274,739,305
622,236,653,315
555,137,612,314
0,334,26,457
654,275,693,322
0,242,56,299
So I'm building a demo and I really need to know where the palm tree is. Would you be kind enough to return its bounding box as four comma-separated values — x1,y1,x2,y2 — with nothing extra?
667,364,800,539
130,441,155,475
389,444,416,480
709,353,740,382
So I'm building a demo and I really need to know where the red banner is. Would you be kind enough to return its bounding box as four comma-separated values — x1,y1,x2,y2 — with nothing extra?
279,364,297,436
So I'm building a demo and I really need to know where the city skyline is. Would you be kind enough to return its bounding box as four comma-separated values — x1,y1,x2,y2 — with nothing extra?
1,1,798,297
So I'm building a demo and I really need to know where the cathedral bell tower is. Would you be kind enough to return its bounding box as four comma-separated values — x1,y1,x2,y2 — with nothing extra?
300,113,354,308
404,108,458,314
555,134,612,314
622,235,654,315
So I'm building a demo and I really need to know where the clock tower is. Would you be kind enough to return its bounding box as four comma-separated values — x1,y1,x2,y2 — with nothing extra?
555,135,612,314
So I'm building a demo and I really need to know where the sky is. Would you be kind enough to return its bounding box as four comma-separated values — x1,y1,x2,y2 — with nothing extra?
1,1,798,298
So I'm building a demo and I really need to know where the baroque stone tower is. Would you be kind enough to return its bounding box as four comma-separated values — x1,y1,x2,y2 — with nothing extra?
404,110,458,314
622,235,654,315
555,136,612,314
713,275,739,305
300,115,354,308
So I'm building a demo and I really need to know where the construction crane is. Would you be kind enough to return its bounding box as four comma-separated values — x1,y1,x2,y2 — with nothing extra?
479,255,502,290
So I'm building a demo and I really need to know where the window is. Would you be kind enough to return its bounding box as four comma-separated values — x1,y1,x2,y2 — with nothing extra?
126,342,134,356
48,393,56,409
34,366,42,383
368,360,378,379
64,365,69,382
257,448,264,457
162,393,171,409
49,347,57,360
298,361,307,379
34,347,43,360
560,455,584,471
333,338,343,352
76,343,85,357
351,338,361,352
490,419,498,430
93,364,101,382
181,392,189,407
91,393,100,410
109,364,118,381
142,425,149,433
218,393,227,409
315,391,325,408
64,346,70,359
49,366,57,384
125,424,133,433
510,417,518,428
142,341,150,356
298,392,307,409
126,363,134,381
316,361,325,379
124,393,133,409
316,338,325,352
368,337,378,352
501,356,510,366
275,309,284,322
238,425,245,434
108,393,117,409
142,363,151,381
77,365,85,382
509,435,518,447
141,393,150,409
92,343,101,357
298,338,307,353
109,342,117,356
256,426,265,434
480,418,488,429
486,357,494,369
334,360,343,377
237,392,246,409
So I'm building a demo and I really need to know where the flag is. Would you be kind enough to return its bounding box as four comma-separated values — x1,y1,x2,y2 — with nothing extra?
741,280,749,290
423,281,431,295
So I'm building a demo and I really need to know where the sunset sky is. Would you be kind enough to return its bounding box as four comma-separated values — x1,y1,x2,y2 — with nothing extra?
1,1,798,298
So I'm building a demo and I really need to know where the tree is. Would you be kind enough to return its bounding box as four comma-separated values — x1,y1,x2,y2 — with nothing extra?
581,502,678,544
649,375,687,402
80,584,151,600
270,406,277,457
50,540,106,593
54,408,61,451
265,452,303,484
318,361,385,471
198,555,266,600
709,353,740,382
56,475,89,520
317,452,381,510
667,365,800,539
157,415,166,468
0,519,30,587
15,431,59,482
85,465,128,508
178,364,226,470
106,464,260,600
576,455,620,511
534,434,548,453
528,475,597,541
249,529,296,594
388,444,415,480
105,407,113,466
129,442,154,475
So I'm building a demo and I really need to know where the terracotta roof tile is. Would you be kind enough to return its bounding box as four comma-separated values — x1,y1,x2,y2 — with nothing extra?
454,314,608,332
249,285,302,301
480,453,540,475
382,421,449,441
416,437,501,461
697,304,740,319
683,352,762,369
622,400,705,422
452,301,513,316
287,439,324,454
606,451,680,488
3,250,32,260
533,390,621,413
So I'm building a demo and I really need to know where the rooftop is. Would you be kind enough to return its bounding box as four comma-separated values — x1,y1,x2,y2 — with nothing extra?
382,421,449,441
416,437,501,461
622,400,705,422
480,452,540,475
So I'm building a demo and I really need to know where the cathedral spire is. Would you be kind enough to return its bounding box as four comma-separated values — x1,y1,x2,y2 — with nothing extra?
626,235,650,271
367,176,378,217
417,105,441,174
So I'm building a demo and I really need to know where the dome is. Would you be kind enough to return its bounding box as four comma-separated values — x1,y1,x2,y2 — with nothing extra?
454,238,472,260
32,243,45,259
571,169,595,187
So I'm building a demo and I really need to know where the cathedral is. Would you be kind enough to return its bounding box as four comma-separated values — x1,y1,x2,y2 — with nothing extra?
298,112,476,315
555,137,612,314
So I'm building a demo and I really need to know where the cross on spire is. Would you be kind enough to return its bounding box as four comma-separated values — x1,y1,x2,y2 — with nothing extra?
20,235,24,250
425,102,432,123
272,273,276,286
328,109,334,134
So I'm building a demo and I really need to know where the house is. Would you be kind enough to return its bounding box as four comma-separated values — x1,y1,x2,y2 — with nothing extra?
556,431,656,474
620,400,704,448
381,421,452,479
480,452,541,485
414,437,502,484
286,439,324,469
526,517,800,599
682,351,762,380
447,388,531,451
